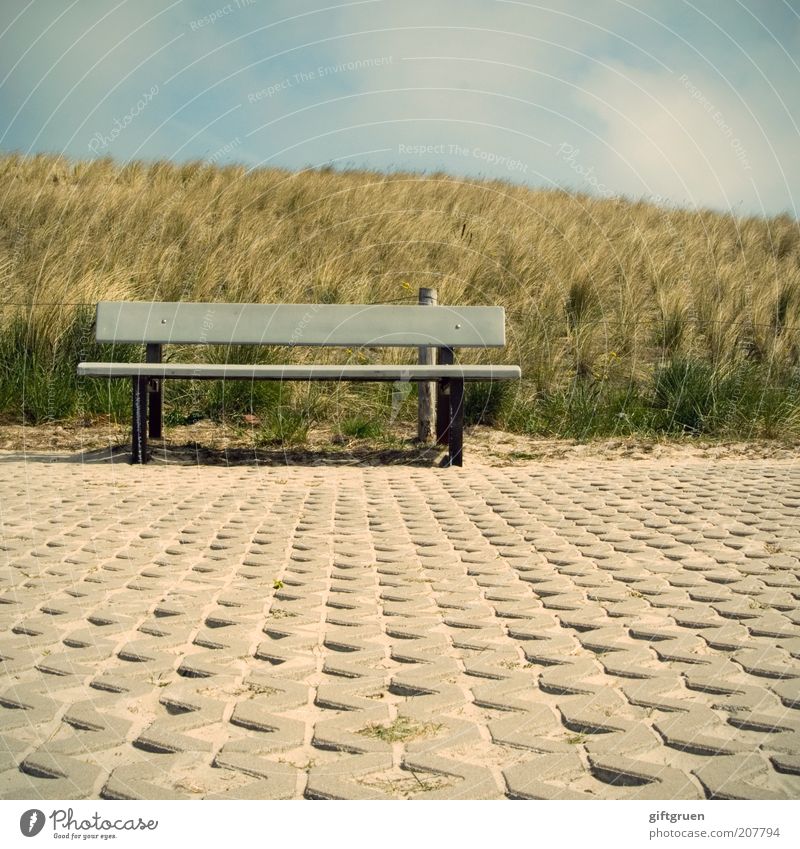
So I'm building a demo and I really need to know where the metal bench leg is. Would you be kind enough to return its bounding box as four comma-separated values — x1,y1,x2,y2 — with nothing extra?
447,377,464,467
148,380,162,439
436,378,450,445
435,346,454,446
146,343,162,439
131,376,148,464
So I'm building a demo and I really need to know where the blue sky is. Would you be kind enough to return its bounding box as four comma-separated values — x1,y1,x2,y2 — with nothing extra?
1,0,798,216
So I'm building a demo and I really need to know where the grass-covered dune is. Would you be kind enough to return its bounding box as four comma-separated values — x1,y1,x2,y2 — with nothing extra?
1,151,799,442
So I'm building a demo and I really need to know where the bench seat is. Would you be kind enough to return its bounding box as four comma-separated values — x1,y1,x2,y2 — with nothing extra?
78,363,521,381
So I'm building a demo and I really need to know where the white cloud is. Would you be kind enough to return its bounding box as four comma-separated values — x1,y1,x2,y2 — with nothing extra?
571,59,798,214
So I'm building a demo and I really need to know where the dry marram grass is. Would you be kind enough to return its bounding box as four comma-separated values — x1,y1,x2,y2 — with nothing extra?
1,152,799,438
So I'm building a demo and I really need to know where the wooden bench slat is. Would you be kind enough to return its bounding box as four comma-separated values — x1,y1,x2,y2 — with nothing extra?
77,363,521,381
95,302,506,347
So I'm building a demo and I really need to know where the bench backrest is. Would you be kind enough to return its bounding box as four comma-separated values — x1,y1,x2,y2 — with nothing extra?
95,301,506,348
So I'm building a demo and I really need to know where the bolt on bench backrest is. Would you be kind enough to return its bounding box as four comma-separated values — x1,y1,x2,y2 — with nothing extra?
94,301,507,348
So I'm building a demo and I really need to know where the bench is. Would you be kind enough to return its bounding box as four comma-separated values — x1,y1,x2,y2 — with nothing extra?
77,301,521,466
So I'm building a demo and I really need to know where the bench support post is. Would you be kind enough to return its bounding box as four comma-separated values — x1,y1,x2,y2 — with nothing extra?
448,377,465,467
146,343,162,439
435,346,453,446
417,287,437,441
131,375,148,464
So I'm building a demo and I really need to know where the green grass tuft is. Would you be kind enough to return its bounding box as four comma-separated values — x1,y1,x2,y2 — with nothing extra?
358,717,442,743
340,416,384,440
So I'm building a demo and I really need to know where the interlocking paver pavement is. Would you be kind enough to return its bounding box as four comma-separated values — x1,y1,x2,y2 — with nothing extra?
2,454,800,799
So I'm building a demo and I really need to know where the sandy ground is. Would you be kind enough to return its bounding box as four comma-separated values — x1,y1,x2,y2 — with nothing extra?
1,420,799,464
0,429,799,799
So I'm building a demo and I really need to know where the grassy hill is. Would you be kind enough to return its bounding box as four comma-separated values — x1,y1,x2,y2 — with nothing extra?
1,151,799,442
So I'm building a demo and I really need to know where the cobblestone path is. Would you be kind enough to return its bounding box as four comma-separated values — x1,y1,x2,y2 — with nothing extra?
1,457,799,799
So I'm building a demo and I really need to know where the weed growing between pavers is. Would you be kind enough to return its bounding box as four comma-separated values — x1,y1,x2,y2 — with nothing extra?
357,717,442,743
358,770,454,796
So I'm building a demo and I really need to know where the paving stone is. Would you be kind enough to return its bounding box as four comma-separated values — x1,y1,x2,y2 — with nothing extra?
655,708,750,756
305,752,394,799
0,735,28,774
734,647,799,680
462,649,525,679
622,676,696,713
725,710,800,735
316,678,387,712
557,688,640,734
206,754,298,798
583,723,662,757
404,715,483,754
598,648,664,679
587,753,703,799
101,763,194,800
313,705,392,754
61,700,133,737
538,659,605,696
693,754,793,799
252,643,317,678
229,703,305,750
769,678,800,709
394,680,466,718
489,706,571,753
503,752,588,799
471,674,541,712
0,688,62,730
399,753,502,799
769,753,800,775
18,750,105,799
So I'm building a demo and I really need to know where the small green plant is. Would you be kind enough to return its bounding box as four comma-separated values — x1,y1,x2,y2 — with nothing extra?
200,360,281,422
272,579,284,590
464,380,512,426
358,717,441,743
340,416,383,440
521,380,652,440
256,408,309,446
359,771,452,795
652,358,717,434
507,450,541,461
565,733,586,745
247,683,279,696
